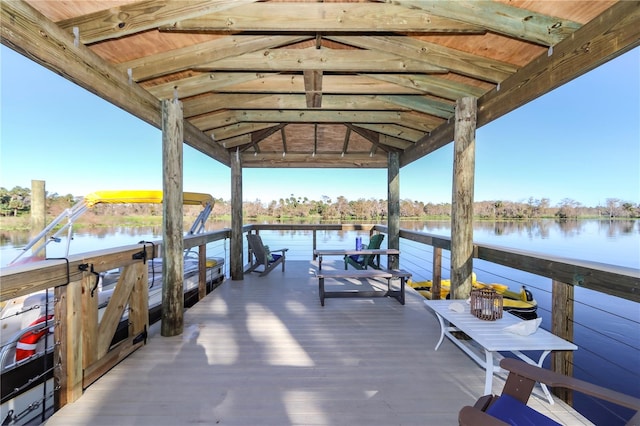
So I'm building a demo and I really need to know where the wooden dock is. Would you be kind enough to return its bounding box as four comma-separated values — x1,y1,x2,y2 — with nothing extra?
44,260,592,425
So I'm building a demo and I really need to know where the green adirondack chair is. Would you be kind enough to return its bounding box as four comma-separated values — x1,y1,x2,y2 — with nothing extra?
344,234,385,270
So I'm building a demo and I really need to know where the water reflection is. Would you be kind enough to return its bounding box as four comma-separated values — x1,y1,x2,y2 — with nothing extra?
398,219,640,240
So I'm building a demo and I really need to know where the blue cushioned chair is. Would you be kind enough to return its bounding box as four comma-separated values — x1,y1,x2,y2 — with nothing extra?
459,358,640,426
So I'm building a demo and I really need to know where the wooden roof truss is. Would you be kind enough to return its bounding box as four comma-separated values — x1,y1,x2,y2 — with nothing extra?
1,0,638,169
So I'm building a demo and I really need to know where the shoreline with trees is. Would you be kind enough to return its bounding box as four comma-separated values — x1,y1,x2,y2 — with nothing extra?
1,186,638,230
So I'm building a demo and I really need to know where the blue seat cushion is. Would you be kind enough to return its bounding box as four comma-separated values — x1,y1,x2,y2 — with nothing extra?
270,254,281,263
348,255,362,263
486,394,561,426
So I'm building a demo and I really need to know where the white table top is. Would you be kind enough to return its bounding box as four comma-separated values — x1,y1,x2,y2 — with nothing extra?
423,299,577,352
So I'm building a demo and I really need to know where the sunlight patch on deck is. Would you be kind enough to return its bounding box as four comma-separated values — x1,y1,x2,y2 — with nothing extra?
283,390,329,424
209,297,230,315
284,299,308,314
246,303,314,366
201,326,239,365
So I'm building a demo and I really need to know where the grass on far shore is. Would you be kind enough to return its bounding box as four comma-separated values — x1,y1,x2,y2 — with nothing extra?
0,215,170,231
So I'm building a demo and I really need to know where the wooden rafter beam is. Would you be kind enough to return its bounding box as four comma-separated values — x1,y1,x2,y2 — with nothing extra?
147,72,278,100
241,152,388,169
281,127,287,155
385,0,582,46
191,110,238,132
354,124,424,144
184,94,418,118
397,111,443,133
401,0,640,166
149,73,425,97
379,135,414,150
236,109,405,124
195,109,407,128
196,47,449,73
119,35,311,82
161,3,486,34
326,35,516,84
57,0,260,44
0,0,229,166
249,124,287,153
376,95,454,119
218,134,251,149
362,74,486,101
342,127,351,156
208,122,275,141
345,124,379,147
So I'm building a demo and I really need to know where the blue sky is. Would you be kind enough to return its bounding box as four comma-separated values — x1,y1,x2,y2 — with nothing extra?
1,45,638,207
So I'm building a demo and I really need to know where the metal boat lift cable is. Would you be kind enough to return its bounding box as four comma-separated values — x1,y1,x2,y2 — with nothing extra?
10,202,89,265
10,190,215,265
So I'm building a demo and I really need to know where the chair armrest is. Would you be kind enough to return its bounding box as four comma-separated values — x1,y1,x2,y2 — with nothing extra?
500,358,640,411
270,248,288,253
459,406,509,426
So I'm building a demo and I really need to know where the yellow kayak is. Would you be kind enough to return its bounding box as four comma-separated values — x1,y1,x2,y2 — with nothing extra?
408,275,538,320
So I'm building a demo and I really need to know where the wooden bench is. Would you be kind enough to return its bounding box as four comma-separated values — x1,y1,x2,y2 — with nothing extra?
315,269,411,306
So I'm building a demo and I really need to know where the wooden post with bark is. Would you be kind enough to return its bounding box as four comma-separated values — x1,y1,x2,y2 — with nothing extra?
161,99,184,337
387,151,400,269
552,279,575,404
230,149,244,280
450,97,477,299
30,180,46,257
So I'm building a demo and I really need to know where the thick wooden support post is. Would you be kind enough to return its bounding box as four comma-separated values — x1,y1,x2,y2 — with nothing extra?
552,279,575,404
161,99,184,337
230,149,244,280
54,280,83,408
450,97,476,299
387,151,400,269
30,180,46,257
432,247,442,300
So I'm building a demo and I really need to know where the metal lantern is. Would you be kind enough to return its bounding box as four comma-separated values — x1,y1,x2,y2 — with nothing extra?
470,288,503,321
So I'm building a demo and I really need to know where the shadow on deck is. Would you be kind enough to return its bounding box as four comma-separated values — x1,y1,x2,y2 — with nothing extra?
45,260,591,425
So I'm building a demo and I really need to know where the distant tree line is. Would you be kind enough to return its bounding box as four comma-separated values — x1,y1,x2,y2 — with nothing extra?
242,195,640,220
1,187,638,221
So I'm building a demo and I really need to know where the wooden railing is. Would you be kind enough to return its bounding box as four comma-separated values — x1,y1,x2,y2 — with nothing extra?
0,229,229,410
245,223,638,304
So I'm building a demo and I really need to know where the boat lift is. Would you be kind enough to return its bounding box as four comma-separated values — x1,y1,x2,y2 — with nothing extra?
10,190,215,265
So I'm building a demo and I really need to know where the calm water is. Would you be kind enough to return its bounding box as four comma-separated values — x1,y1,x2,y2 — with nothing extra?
1,219,638,424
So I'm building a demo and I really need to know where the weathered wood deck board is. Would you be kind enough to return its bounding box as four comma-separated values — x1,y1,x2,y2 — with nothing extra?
45,260,592,425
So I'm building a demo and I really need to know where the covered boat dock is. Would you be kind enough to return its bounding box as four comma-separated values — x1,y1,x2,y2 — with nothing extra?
1,1,639,424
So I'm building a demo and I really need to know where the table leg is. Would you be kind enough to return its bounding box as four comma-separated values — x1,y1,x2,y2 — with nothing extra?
484,350,495,395
433,312,446,350
319,277,325,306
318,255,323,271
